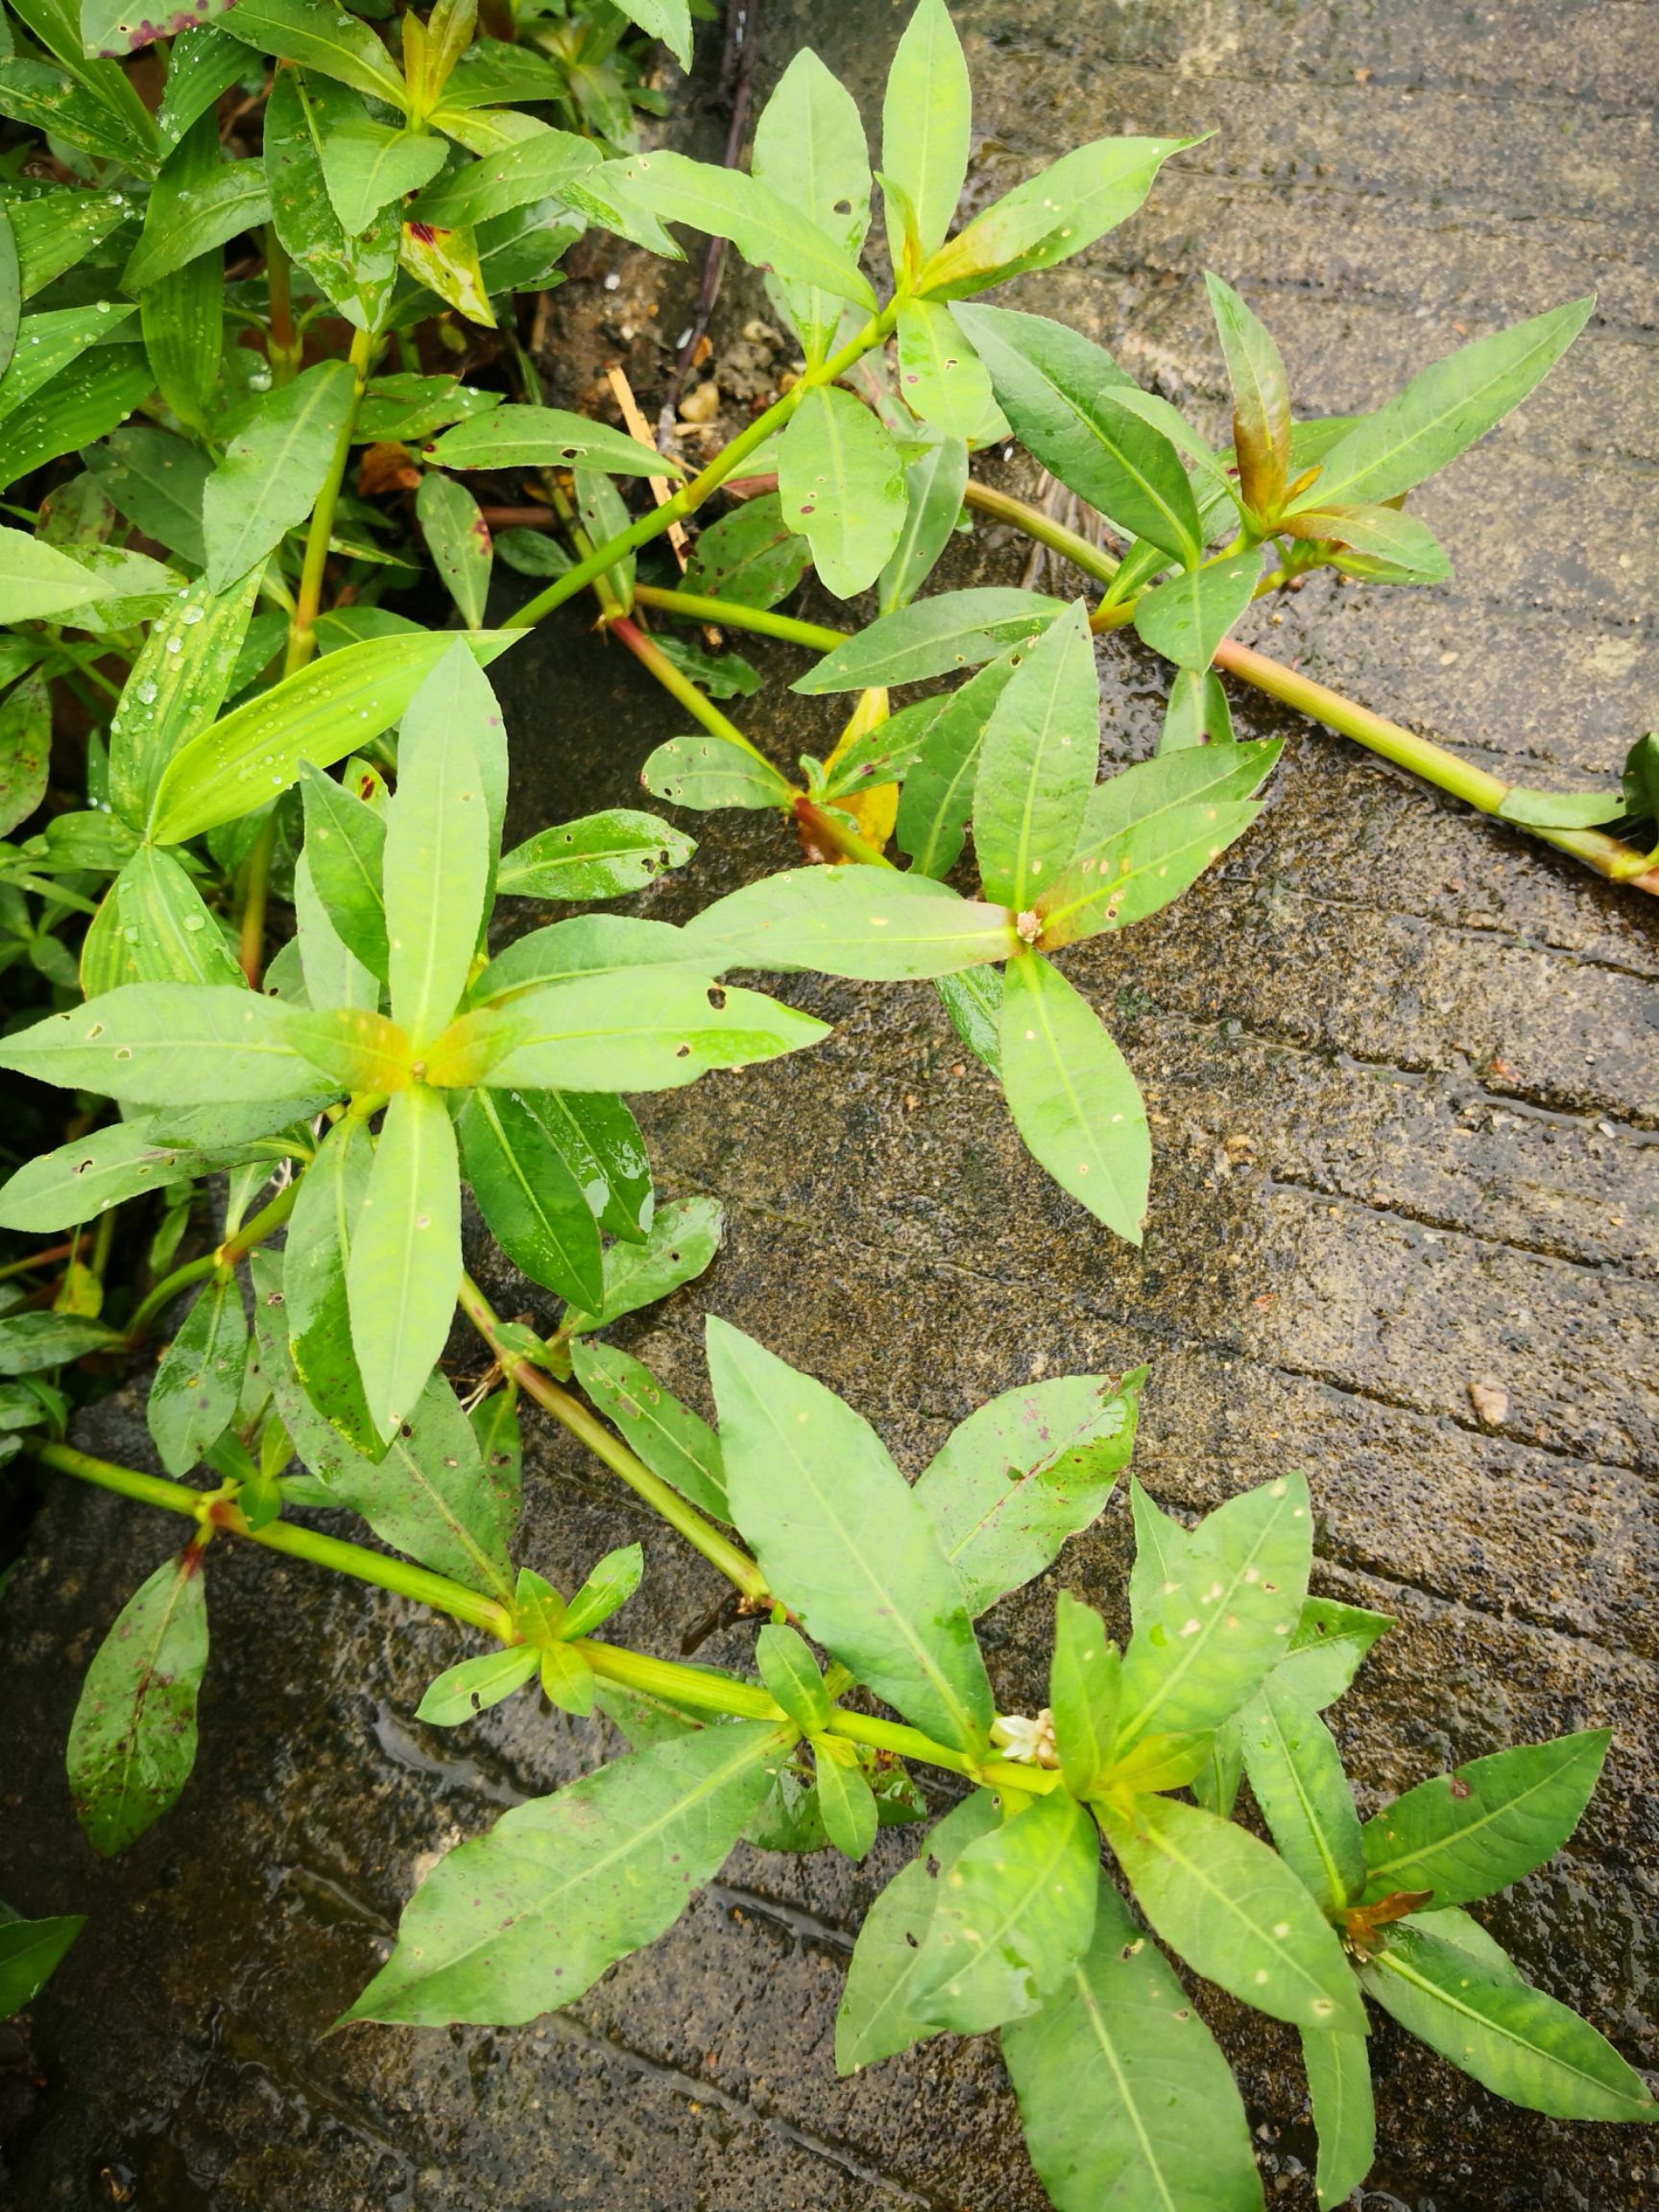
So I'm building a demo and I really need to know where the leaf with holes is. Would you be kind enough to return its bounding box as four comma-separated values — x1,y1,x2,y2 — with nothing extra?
777,385,906,600
66,1543,209,1856
496,810,695,901
1359,1731,1610,1911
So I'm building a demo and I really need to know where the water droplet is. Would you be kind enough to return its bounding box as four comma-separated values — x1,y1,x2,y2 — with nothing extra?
136,681,157,704
183,913,204,932
165,637,182,655
181,606,204,625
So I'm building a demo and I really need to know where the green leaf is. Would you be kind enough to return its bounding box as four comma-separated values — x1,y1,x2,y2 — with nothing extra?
263,68,397,334
298,758,388,980
1240,1676,1365,1913
80,0,232,54
416,470,493,630
569,1338,727,1520
1049,1592,1120,1800
201,360,355,594
155,25,245,140
356,373,501,444
221,0,407,106
148,630,516,845
709,1316,993,1752
1495,783,1626,831
1001,1878,1264,2212
1300,2028,1375,2211
0,665,48,835
777,384,906,600
456,1087,605,1310
815,1737,879,1861
1360,1730,1610,1910
565,1191,719,1331
751,47,871,368
683,865,1019,981
294,846,376,1013
83,424,208,565
878,434,969,615
1291,298,1593,513
0,1912,84,2021
0,1115,200,1233
1036,737,1278,947
5,184,132,298
1270,1596,1393,1711
1134,543,1263,672
1159,664,1234,753
835,1790,1002,2071
895,653,1022,878
571,467,635,613
973,599,1096,909
384,642,493,1047
1099,1792,1366,2034
344,1721,789,2026
496,809,694,901
640,733,793,811
122,149,270,292
896,300,994,440
1281,499,1450,583
412,122,596,230
0,344,154,493
953,305,1203,565
347,1085,461,1442
425,403,667,476
561,1542,643,1639
793,587,1062,692
0,208,17,382
879,0,969,265
472,915,713,1006
684,493,810,610
916,1371,1142,1618
0,521,103,623
999,951,1149,1242
66,1543,208,1855
1117,1472,1312,1747
0,301,137,431
919,135,1194,299
0,983,309,1107
0,55,156,168
440,970,829,1094
935,965,1002,1071
107,570,260,833
146,1274,247,1475
1361,1925,1653,2121
818,695,945,801
0,1310,120,1375
317,109,447,236
1205,272,1290,517
282,1114,379,1454
113,846,241,987
1622,730,1659,823
612,149,875,309
416,1644,539,1727
756,1623,831,1735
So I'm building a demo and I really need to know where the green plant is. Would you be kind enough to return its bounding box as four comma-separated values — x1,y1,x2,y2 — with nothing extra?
0,0,1652,2199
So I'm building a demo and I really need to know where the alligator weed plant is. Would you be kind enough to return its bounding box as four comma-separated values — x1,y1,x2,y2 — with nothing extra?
0,0,1653,2200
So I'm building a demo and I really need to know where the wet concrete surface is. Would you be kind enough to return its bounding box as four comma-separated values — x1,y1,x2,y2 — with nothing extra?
3,1,1659,2206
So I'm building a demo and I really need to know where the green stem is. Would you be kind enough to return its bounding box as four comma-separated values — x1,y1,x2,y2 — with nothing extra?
631,585,847,655
264,227,301,387
961,480,1120,590
608,617,774,766
506,305,900,632
456,1274,770,1603
286,324,375,678
124,1177,301,1346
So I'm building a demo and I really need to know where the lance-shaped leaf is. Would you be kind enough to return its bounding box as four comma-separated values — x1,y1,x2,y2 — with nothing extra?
1280,499,1450,583
1289,297,1593,514
84,424,210,566
916,1370,1142,1617
412,121,597,229
0,346,155,493
570,1339,727,1520
284,1006,411,1095
999,952,1149,1242
113,846,242,988
1049,1593,1119,1801
953,305,1203,565
1116,1472,1312,1748
1360,1925,1653,2122
819,694,945,801
0,1310,120,1373
417,1645,539,1727
400,215,490,325
0,522,105,624
81,0,232,52
1099,1792,1365,2034
879,0,969,265
1270,1595,1393,1711
795,588,1061,692
909,1786,1098,2035
565,1193,719,1333
222,0,407,105
416,469,492,630
920,134,1193,299
432,971,828,1094
0,303,136,432
146,1273,247,1476
897,299,995,440
684,493,811,611
0,666,47,836
456,1087,605,1311
836,1790,1002,2072
641,733,794,811
974,600,1097,909
425,404,667,476
815,1737,879,1862
1359,1730,1610,1911
1160,664,1234,753
122,148,269,292
1036,736,1279,947
0,56,156,169
344,1721,789,2026
0,211,13,380
1002,1879,1264,2212
148,630,515,844
1206,272,1290,517
611,150,875,309
1240,1676,1365,1914
755,1623,831,1736
294,848,376,1014
132,112,225,431
777,385,906,599
282,1113,379,1454
108,569,260,832
1300,2028,1375,2212
299,757,388,980
895,653,1022,878
475,916,713,1006
0,1912,84,2019
347,1084,461,1442
562,1543,643,1640
201,360,355,593
316,107,448,236
752,46,872,368
384,643,492,1048
0,984,311,1107
1134,542,1263,672
7,189,128,300
684,866,1019,981
709,1316,993,1753
496,810,694,901
878,434,970,615
0,1116,202,1233
66,1543,208,1856
263,69,397,334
